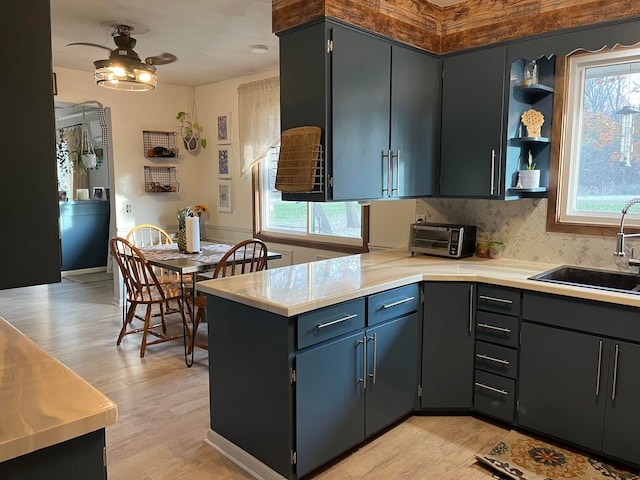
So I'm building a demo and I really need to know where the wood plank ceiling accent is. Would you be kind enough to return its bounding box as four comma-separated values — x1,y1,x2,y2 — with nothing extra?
272,0,640,54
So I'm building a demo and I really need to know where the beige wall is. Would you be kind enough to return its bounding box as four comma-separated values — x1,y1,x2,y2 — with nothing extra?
54,67,191,236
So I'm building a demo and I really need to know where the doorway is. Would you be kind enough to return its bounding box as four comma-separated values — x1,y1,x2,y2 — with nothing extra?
55,101,116,276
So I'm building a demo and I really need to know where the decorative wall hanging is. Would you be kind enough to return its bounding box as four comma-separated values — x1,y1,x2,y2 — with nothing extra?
217,113,231,144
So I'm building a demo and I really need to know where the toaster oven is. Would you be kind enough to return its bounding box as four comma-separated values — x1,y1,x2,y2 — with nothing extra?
409,222,477,258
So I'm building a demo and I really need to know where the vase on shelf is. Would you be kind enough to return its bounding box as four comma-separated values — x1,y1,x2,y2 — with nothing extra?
517,169,541,189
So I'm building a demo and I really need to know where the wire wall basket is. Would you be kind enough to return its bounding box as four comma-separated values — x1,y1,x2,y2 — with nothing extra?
144,166,180,193
143,130,178,158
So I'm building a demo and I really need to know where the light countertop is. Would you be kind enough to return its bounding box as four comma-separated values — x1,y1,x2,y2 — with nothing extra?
197,249,640,316
0,317,117,463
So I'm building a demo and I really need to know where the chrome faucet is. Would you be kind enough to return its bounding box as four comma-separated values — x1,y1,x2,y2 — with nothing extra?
615,197,640,267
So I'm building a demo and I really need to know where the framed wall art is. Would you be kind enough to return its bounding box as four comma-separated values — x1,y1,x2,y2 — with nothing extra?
217,112,231,144
218,181,232,213
218,147,231,177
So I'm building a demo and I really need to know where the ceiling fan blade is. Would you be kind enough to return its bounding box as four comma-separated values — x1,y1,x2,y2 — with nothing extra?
66,42,113,52
145,53,177,65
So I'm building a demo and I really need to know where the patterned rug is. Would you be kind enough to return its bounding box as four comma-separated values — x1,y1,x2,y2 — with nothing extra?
476,430,640,480
64,272,113,283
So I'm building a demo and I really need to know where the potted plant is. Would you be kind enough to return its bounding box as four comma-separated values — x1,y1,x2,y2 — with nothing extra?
517,150,540,189
176,111,207,152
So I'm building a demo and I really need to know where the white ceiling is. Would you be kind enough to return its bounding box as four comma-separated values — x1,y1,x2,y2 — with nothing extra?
50,0,464,88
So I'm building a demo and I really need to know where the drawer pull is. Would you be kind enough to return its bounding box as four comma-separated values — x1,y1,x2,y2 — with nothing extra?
479,295,513,305
381,296,415,309
316,313,358,330
476,353,510,365
478,323,512,333
475,382,508,396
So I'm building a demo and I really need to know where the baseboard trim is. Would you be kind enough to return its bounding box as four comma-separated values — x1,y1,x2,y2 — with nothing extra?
205,429,287,480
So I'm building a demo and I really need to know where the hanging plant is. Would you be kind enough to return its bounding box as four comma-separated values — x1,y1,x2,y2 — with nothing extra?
176,89,207,153
177,111,207,152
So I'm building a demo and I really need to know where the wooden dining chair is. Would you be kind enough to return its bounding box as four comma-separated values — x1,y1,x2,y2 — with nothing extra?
110,237,191,357
126,224,173,246
191,239,269,350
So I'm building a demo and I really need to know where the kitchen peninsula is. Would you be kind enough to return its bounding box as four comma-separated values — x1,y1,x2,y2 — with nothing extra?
0,317,117,479
198,250,640,480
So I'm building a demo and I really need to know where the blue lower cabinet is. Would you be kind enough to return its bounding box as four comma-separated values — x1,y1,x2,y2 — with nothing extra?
295,312,419,477
365,313,419,436
296,331,366,477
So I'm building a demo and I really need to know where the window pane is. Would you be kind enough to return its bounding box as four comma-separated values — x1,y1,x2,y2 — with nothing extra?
260,149,362,240
574,60,640,214
560,49,640,227
309,202,361,238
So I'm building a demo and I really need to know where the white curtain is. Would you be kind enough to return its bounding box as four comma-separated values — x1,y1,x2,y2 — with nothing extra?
238,77,280,175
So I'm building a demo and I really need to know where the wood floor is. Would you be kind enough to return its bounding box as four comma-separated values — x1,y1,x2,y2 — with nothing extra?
0,278,509,480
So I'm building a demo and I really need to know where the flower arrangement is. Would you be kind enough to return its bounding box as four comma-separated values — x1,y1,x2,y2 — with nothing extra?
192,204,209,216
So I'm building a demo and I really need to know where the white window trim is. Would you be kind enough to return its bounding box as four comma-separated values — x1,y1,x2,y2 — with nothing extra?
558,48,640,228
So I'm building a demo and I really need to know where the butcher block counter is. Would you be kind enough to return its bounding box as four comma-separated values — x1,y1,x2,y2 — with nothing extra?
0,316,117,478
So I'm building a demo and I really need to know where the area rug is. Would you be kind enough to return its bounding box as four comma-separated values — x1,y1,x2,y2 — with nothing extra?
64,272,113,284
476,430,640,480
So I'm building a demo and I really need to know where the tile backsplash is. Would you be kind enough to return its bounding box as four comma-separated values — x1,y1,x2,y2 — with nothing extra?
416,198,631,271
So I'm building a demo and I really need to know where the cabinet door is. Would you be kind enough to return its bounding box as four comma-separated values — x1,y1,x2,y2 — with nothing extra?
518,322,609,451
440,47,507,198
421,282,475,409
331,25,391,201
365,313,419,437
390,45,441,197
602,340,640,465
295,331,365,477
3,1,61,289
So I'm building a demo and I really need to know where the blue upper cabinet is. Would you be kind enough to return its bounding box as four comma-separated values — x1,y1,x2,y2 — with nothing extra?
439,46,508,199
278,19,441,202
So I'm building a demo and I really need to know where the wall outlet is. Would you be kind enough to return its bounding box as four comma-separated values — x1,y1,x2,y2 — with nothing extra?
415,214,425,223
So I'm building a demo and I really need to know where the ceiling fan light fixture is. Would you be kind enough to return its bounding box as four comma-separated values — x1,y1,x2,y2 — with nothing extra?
93,57,157,92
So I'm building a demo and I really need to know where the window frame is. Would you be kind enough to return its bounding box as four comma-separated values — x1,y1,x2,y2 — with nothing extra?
252,165,370,254
547,50,640,236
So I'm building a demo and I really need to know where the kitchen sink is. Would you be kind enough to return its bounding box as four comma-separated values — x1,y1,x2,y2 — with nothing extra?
528,265,640,294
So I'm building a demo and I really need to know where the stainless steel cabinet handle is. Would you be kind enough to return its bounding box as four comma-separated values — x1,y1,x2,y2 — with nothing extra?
393,150,400,195
477,323,511,333
358,335,367,391
490,150,496,195
475,382,508,396
316,313,358,330
382,296,415,309
381,150,392,197
479,295,513,305
368,333,378,385
612,344,620,401
595,340,603,396
469,284,474,333
476,353,510,365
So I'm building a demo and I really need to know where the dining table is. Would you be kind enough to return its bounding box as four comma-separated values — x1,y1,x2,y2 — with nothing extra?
138,242,281,366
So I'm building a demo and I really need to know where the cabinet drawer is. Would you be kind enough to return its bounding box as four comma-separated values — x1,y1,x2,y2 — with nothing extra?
478,284,520,316
298,298,365,349
368,284,420,326
475,341,518,379
476,311,519,348
474,370,516,424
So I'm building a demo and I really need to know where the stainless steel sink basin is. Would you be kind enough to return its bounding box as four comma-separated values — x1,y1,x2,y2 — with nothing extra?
528,265,640,294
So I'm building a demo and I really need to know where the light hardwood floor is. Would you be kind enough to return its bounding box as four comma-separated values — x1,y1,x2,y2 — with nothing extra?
0,278,508,479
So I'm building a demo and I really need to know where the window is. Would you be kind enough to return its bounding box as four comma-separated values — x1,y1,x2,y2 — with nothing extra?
550,47,640,233
254,149,369,253
238,76,368,253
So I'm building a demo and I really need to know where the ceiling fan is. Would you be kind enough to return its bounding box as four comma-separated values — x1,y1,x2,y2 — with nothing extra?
67,24,177,91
